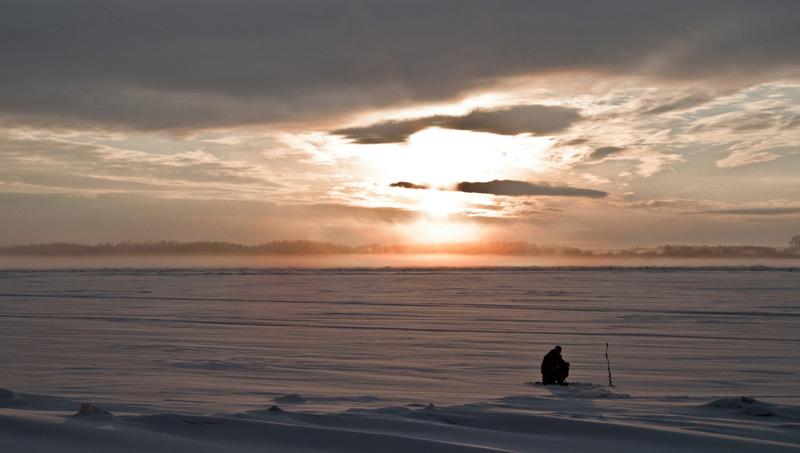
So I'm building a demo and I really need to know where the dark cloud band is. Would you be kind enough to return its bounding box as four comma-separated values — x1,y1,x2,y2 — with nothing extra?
1,1,798,130
455,180,608,198
334,105,582,143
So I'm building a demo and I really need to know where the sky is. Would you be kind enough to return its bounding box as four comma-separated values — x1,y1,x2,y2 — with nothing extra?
1,1,799,247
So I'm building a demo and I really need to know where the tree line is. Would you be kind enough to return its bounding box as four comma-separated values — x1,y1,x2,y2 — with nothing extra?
1,240,800,257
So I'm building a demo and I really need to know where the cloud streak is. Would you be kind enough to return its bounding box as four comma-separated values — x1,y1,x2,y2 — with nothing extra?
637,93,717,116
333,105,582,143
693,207,800,216
390,182,430,190
455,180,608,198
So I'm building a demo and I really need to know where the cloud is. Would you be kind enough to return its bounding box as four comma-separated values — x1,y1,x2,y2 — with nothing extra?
300,203,420,223
693,207,800,216
560,138,589,146
333,104,582,144
716,150,782,168
637,93,716,115
390,181,429,190
439,105,582,136
586,146,625,161
625,198,710,211
0,136,279,195
668,88,800,169
0,193,420,244
1,1,798,130
784,115,800,130
454,180,608,198
691,111,782,133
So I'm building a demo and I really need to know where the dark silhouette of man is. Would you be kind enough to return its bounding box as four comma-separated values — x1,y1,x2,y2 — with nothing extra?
541,345,569,385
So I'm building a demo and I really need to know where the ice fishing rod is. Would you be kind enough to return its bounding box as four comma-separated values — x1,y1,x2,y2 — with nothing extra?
605,342,614,387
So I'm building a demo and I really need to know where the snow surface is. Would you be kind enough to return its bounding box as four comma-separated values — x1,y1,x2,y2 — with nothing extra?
1,267,799,451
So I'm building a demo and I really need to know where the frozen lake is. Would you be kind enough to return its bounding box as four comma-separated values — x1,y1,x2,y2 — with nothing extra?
1,267,799,413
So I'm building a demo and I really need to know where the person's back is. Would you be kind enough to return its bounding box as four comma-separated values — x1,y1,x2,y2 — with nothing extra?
540,345,569,385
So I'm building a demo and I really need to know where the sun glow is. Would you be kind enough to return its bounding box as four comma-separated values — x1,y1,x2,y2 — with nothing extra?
322,118,557,244
405,218,479,243
331,127,554,187
415,190,463,218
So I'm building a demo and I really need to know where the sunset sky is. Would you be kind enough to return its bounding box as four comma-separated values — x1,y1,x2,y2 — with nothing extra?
1,1,799,247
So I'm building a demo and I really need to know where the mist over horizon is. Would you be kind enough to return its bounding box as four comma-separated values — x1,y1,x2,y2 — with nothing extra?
2,239,799,271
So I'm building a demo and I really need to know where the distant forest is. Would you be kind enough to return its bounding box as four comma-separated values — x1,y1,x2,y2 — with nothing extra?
2,240,800,258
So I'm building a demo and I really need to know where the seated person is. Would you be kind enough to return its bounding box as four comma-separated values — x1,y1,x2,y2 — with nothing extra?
541,345,569,385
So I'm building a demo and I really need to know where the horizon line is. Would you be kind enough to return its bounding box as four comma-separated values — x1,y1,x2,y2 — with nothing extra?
1,240,799,258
